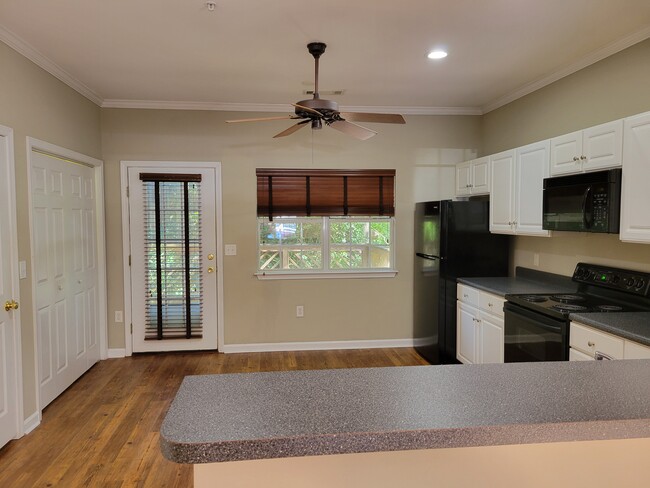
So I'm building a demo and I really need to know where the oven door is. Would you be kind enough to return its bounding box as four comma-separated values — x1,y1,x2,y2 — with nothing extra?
504,302,568,362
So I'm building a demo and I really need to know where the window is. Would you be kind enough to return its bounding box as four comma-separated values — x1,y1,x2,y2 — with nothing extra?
257,216,394,274
256,168,396,278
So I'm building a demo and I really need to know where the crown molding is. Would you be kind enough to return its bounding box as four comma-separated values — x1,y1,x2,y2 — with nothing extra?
101,99,483,115
482,25,650,114
0,25,103,106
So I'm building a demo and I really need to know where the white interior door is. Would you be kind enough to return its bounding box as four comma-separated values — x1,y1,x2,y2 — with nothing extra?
128,166,218,352
0,130,20,448
31,151,100,408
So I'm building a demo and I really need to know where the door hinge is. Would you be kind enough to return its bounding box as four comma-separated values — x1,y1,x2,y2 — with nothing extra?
130,323,133,334
128,255,131,266
126,186,129,198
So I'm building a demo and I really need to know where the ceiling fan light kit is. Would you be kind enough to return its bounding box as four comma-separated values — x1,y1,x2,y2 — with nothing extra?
226,42,406,140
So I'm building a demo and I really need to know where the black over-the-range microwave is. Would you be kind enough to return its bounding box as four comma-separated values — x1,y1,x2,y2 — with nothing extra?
542,168,621,233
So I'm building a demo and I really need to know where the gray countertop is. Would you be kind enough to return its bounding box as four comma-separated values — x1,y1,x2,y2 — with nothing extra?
457,266,576,297
160,360,650,464
570,312,650,346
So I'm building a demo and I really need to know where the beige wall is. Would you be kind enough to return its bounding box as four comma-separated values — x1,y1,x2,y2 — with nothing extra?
482,38,650,276
0,41,102,417
101,109,480,347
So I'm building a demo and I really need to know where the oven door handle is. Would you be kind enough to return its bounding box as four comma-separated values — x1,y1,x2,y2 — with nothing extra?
581,186,593,229
595,351,614,361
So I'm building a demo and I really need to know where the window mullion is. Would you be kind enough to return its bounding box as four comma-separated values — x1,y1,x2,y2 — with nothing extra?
323,217,330,271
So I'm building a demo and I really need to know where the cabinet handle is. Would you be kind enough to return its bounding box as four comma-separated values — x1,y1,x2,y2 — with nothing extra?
463,294,469,298
488,303,493,307
573,156,580,162
588,341,595,347
580,155,587,160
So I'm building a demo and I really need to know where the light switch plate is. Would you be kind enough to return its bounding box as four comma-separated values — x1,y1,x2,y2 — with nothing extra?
225,244,237,256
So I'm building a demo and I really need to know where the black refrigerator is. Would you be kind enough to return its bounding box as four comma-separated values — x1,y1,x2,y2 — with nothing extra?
413,200,510,364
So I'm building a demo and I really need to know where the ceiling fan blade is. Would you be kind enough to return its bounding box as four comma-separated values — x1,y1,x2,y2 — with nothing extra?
273,121,309,138
292,103,323,117
226,115,299,123
340,112,406,124
329,120,377,140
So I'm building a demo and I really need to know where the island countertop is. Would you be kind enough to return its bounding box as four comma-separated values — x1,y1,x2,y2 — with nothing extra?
160,360,650,464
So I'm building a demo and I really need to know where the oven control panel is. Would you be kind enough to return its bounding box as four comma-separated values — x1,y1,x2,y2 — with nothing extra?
573,263,650,297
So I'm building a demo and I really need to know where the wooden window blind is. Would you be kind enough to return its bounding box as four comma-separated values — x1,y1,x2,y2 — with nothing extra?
140,173,203,340
256,169,395,219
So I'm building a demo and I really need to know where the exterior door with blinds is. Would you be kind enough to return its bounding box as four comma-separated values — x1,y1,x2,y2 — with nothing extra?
128,167,218,352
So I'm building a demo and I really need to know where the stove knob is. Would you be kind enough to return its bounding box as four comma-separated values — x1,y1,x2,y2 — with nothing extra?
611,275,620,285
624,278,635,287
635,279,646,290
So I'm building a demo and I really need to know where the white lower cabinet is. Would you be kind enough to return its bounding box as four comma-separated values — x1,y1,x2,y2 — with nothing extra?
457,285,505,364
457,301,479,364
570,321,650,360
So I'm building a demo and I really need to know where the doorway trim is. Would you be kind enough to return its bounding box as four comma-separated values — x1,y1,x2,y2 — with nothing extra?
0,124,24,439
26,137,107,414
120,161,224,356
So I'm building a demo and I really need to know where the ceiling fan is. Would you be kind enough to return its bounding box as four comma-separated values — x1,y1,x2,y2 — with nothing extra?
226,42,406,140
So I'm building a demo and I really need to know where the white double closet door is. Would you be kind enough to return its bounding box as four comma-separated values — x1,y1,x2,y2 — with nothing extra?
31,151,100,408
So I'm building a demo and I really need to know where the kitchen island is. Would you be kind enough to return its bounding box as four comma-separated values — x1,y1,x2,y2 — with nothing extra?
161,359,650,487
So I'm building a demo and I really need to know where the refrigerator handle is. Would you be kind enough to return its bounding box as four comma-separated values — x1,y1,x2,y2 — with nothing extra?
416,253,442,260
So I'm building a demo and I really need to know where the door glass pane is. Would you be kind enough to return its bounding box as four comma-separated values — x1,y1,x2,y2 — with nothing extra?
142,180,203,340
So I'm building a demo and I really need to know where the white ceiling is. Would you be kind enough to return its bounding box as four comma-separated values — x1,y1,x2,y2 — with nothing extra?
1,0,650,114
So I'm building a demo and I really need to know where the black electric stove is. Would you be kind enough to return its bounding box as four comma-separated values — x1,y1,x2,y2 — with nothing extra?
504,263,650,362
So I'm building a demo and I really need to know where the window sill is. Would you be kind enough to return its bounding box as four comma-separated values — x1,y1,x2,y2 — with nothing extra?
255,270,398,280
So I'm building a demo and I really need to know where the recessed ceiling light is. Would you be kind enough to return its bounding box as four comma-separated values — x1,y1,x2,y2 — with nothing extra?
427,50,448,60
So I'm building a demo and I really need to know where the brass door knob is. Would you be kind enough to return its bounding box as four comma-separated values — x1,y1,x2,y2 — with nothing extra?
4,300,19,312
207,253,215,261
207,267,215,273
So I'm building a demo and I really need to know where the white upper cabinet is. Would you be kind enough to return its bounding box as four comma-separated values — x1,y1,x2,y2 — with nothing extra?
456,161,472,196
490,144,549,236
489,150,516,234
515,140,550,236
620,111,650,244
550,120,623,176
455,156,490,197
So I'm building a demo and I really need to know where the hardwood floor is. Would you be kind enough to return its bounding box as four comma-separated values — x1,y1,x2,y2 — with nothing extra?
0,348,427,487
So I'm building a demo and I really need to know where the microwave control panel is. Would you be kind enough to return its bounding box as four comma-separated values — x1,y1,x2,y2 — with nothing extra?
591,188,608,231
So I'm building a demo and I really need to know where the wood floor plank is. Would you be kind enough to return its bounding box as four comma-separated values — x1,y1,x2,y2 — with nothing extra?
0,347,427,487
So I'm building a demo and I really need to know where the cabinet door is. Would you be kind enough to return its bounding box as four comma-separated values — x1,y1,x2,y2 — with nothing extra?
569,348,594,361
620,111,650,244
457,301,478,364
471,157,490,195
582,120,623,172
456,161,472,196
515,140,550,236
624,340,650,359
489,150,516,234
550,131,582,175
479,313,504,364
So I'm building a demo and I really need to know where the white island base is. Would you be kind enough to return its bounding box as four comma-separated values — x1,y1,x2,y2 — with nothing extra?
195,437,650,488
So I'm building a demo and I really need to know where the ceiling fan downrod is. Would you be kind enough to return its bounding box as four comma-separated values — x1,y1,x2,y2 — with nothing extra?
307,42,326,100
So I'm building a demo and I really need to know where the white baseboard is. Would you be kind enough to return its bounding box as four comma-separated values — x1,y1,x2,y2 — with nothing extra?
220,338,416,354
23,411,41,435
107,348,126,358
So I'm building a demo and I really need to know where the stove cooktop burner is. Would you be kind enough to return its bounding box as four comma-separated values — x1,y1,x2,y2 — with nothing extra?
597,305,624,312
551,304,589,312
551,294,586,303
520,295,548,303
